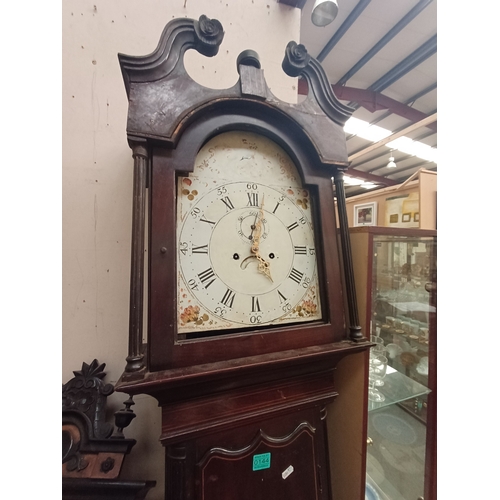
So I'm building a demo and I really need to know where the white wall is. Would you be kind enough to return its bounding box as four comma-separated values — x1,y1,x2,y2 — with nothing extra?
62,1,300,497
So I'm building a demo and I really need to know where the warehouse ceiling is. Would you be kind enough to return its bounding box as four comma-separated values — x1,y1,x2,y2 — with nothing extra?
284,0,437,197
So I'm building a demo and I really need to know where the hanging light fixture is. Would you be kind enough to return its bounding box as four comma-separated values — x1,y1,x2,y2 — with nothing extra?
387,154,397,168
311,0,339,27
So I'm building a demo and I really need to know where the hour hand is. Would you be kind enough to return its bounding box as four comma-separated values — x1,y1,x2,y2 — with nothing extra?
251,241,273,281
257,254,273,282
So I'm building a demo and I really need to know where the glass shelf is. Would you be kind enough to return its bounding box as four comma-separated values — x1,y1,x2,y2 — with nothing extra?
368,366,430,412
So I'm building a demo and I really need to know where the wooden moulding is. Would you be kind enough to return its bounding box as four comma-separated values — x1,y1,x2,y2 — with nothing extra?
116,340,368,400
159,370,337,445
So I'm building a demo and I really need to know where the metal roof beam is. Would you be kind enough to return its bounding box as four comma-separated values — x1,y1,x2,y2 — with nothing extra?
317,0,372,62
331,85,437,131
405,82,437,105
344,168,399,187
369,35,437,92
337,0,434,85
368,84,437,127
348,34,437,109
298,78,437,132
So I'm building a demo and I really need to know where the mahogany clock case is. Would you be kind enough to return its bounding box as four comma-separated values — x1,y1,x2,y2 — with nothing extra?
115,15,367,378
148,105,349,371
114,15,371,500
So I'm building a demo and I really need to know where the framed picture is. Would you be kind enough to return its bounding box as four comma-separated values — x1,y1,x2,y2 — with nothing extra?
385,193,419,228
353,202,377,227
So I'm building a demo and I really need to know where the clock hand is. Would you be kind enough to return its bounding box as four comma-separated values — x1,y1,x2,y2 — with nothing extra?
241,252,273,282
256,253,273,282
249,207,260,242
250,196,273,282
251,195,264,253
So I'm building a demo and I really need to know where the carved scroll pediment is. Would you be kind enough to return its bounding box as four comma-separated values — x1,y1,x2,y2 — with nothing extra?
118,15,224,97
282,41,354,127
118,15,352,165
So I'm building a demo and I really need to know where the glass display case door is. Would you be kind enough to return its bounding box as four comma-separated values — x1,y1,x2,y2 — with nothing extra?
349,227,436,500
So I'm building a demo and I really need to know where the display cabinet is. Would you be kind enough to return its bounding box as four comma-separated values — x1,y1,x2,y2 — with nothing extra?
349,227,436,500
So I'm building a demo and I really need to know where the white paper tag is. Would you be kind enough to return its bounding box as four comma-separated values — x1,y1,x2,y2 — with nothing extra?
282,465,294,480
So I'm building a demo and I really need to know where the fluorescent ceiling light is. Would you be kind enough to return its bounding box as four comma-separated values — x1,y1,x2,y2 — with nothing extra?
344,117,391,142
386,137,437,163
344,176,364,186
344,176,378,190
345,117,437,164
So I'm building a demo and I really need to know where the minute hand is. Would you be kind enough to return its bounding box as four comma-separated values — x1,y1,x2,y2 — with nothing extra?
251,197,273,282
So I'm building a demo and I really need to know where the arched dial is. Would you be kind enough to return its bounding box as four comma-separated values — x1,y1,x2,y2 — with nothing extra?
178,181,322,334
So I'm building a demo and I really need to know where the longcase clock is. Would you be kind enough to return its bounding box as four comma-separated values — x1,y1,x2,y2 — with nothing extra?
115,15,370,500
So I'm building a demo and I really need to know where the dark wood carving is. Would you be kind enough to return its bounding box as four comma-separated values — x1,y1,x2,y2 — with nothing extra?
62,360,137,480
63,359,115,440
119,18,351,162
282,41,352,125
62,479,156,500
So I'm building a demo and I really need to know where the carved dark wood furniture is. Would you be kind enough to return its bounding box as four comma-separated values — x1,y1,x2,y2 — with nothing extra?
115,15,371,500
62,479,156,500
63,360,156,499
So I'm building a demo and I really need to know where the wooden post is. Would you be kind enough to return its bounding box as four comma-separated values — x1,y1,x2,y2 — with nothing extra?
334,170,364,341
125,141,148,372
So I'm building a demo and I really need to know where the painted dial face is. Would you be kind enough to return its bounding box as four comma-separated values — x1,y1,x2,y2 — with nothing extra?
176,132,322,336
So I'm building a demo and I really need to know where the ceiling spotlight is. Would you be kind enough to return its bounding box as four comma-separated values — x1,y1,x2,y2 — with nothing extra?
387,156,397,168
311,0,339,27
